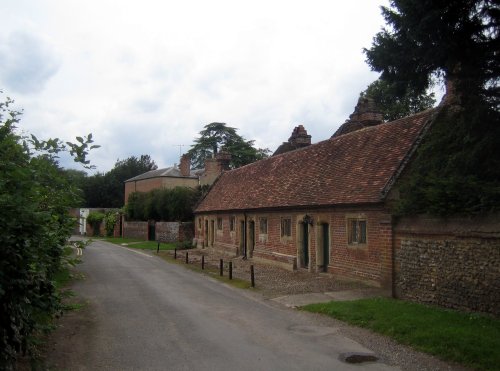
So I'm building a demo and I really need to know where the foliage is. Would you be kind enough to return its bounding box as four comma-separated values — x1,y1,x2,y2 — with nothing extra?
0,92,96,368
302,298,500,371
81,155,157,208
361,78,435,121
103,210,119,237
86,211,105,237
395,102,500,215
364,0,499,109
365,0,500,215
125,187,200,222
188,122,270,169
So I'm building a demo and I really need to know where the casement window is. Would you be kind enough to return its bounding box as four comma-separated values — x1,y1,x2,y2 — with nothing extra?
281,217,292,237
230,216,236,232
348,219,367,244
259,217,268,234
217,217,223,230
198,217,202,230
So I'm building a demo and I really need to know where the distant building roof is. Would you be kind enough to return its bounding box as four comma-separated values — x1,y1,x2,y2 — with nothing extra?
195,108,438,213
125,167,202,182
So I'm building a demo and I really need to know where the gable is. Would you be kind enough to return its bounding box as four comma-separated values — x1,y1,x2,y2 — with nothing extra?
196,109,437,213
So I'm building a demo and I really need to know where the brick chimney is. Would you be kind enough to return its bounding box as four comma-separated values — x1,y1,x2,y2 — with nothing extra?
179,154,191,177
332,96,383,138
288,125,311,148
200,151,232,186
272,124,312,156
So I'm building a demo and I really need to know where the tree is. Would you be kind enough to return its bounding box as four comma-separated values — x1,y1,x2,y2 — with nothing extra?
364,1,500,215
361,79,435,121
0,92,97,367
364,0,499,108
81,155,157,207
188,122,270,169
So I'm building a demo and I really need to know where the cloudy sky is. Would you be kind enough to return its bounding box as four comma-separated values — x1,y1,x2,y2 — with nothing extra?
1,0,405,173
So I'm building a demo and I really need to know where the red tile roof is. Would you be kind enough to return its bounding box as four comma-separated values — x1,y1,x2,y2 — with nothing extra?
195,109,438,213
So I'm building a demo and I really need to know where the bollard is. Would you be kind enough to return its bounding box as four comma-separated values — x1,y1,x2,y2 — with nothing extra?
250,265,255,287
202,255,205,270
185,252,189,264
219,259,223,276
157,242,160,254
229,261,233,280
174,248,177,259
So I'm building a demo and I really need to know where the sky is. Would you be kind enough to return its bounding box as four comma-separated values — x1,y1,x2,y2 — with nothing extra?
0,0,418,174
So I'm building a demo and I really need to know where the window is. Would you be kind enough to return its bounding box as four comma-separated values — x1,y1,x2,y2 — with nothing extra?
259,217,268,234
230,216,235,231
281,217,292,237
198,217,202,230
348,219,367,244
217,217,223,230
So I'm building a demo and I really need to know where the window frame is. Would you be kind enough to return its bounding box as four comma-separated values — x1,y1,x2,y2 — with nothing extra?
229,216,235,232
259,217,268,235
347,218,367,245
280,217,292,238
217,217,223,230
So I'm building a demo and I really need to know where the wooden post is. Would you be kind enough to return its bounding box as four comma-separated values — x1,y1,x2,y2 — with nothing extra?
185,252,189,264
202,255,205,270
250,265,255,287
219,259,223,276
157,242,160,254
229,261,233,280
174,248,177,259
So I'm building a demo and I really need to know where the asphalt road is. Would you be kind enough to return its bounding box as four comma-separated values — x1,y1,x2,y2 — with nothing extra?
53,240,399,370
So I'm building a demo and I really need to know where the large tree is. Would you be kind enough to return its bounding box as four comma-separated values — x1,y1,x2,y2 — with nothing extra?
82,155,157,207
188,122,270,169
364,0,499,107
361,78,435,121
364,0,500,215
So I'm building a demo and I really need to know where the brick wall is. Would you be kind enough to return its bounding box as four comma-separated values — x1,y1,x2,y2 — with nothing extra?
123,221,148,240
194,205,393,287
124,177,199,204
394,215,500,316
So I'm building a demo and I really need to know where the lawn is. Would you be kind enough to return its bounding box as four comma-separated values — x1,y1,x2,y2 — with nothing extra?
103,237,177,250
302,298,500,371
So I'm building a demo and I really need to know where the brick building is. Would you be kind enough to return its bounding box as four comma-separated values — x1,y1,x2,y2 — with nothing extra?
194,98,439,289
124,153,229,204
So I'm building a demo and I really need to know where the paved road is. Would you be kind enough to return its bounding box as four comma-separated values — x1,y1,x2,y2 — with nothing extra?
54,240,399,370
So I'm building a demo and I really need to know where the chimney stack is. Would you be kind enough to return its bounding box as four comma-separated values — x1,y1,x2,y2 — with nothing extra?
332,96,383,138
199,151,232,186
179,154,191,177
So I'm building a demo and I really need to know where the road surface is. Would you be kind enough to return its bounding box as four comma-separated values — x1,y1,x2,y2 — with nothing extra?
48,240,399,370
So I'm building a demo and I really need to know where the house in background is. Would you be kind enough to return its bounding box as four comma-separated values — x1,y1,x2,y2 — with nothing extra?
193,97,438,289
124,153,230,205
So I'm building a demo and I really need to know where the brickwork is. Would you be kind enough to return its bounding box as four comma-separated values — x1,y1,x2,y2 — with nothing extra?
194,206,393,288
124,177,199,204
394,215,500,316
122,221,148,240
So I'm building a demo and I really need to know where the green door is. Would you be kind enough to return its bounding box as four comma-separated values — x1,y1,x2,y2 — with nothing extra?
322,223,329,272
303,223,309,268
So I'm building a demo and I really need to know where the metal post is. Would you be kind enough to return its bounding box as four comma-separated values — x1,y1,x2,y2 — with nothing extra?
219,259,223,276
202,255,205,270
229,261,233,280
250,265,255,287
185,252,189,264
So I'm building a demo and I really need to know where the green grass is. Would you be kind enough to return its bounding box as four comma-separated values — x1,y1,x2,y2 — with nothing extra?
103,237,176,250
302,298,500,371
159,252,253,289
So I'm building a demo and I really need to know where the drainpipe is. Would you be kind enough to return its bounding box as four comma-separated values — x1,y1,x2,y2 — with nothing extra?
243,212,247,260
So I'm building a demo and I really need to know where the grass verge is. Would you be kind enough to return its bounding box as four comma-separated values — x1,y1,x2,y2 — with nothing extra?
103,237,176,250
158,252,253,290
302,298,500,371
